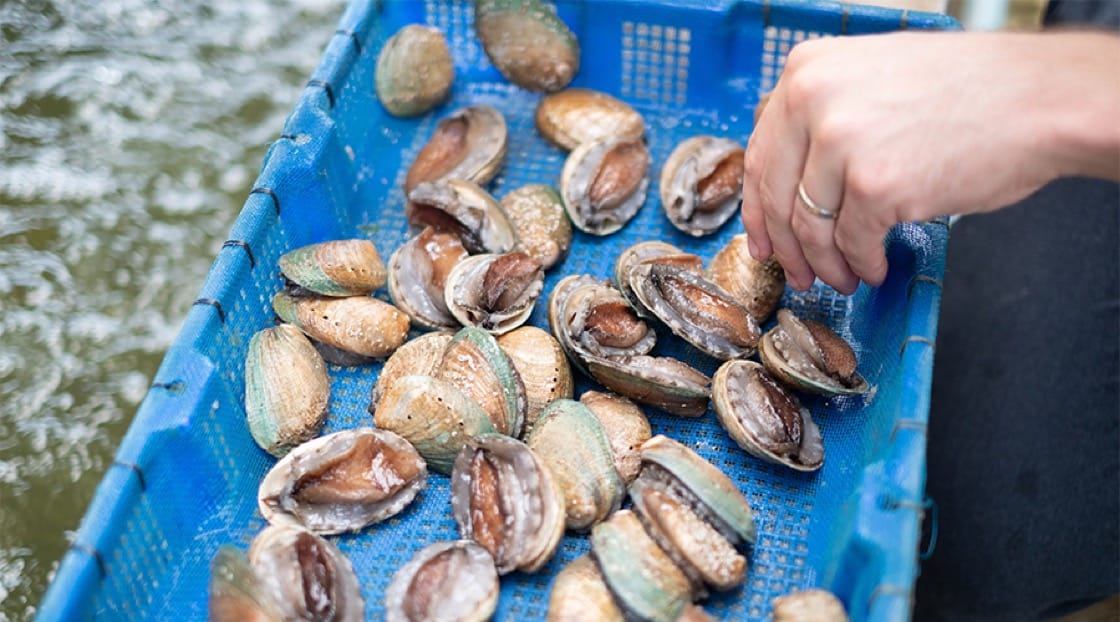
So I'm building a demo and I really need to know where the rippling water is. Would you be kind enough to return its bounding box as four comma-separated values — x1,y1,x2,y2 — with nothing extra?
0,1,341,618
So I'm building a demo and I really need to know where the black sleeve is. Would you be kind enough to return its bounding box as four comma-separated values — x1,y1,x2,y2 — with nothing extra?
1044,0,1120,29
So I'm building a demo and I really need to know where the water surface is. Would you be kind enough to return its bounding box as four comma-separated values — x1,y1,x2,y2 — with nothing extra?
0,2,341,618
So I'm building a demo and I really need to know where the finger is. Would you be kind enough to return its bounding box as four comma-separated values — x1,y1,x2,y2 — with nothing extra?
834,196,891,287
742,103,775,260
765,204,816,292
747,86,815,290
791,143,860,295
744,89,776,261
741,142,772,261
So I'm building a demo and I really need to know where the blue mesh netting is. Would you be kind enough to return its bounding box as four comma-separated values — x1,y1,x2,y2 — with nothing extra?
38,1,958,621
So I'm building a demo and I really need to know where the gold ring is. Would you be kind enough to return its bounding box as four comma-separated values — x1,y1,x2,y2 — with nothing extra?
798,181,837,219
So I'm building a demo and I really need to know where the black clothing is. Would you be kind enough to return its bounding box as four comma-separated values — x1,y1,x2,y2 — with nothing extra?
914,178,1119,621
915,6,1119,620
1046,0,1120,30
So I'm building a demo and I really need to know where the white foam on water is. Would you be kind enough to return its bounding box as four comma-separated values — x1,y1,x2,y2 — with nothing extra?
0,0,341,616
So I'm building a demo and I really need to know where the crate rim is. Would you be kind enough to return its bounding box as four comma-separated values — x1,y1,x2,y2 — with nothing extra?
35,1,958,620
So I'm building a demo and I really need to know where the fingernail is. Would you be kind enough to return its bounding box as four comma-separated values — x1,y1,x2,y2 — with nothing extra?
747,237,761,260
785,271,805,291
869,262,889,287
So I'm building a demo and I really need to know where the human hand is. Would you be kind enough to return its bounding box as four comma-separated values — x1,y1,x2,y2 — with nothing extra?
741,31,1120,294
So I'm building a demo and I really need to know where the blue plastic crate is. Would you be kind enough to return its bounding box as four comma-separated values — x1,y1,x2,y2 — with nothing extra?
37,1,958,620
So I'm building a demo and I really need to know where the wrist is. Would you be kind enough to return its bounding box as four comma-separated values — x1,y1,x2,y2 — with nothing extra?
1040,31,1120,181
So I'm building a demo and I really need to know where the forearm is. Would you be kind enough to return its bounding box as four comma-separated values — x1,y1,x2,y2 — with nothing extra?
1036,31,1120,181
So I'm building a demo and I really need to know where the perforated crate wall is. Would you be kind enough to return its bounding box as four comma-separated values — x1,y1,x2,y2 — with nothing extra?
38,2,957,621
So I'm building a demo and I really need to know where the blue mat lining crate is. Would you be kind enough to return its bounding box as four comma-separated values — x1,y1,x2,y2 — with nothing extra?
37,1,959,620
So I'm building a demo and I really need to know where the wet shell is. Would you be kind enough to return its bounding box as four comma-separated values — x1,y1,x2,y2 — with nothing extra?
548,274,656,364
407,179,516,255
495,326,574,437
585,355,712,418
209,546,284,622
244,324,330,457
474,0,579,92
525,399,624,531
637,435,758,548
405,105,507,194
561,136,650,235
387,227,468,330
591,509,693,622
759,309,869,396
628,498,744,595
369,330,455,410
579,390,651,485
535,88,644,151
706,233,785,322
711,360,824,472
444,251,544,335
435,326,527,437
279,239,387,297
500,184,571,270
548,274,710,417
629,262,760,360
547,555,625,622
660,136,744,237
257,427,427,534
384,540,499,622
248,524,364,622
613,241,704,318
772,588,850,622
376,25,454,118
629,436,755,593
272,292,410,364
450,433,566,574
373,374,498,474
